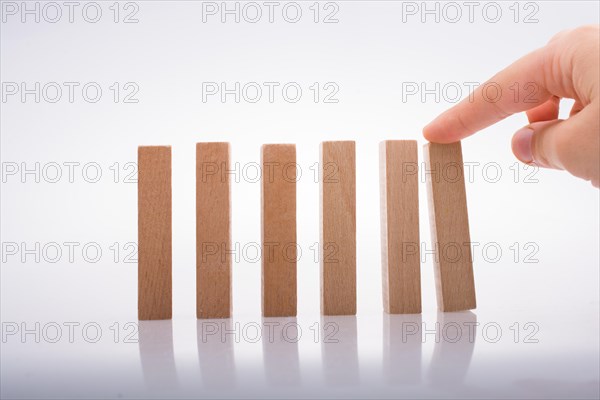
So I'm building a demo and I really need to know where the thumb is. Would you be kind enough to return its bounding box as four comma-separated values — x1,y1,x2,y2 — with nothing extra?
511,105,600,187
511,119,566,169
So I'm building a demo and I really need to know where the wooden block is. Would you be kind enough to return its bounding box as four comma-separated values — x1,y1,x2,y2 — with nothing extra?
138,146,172,320
379,140,421,314
423,142,476,312
197,143,231,319
261,144,297,317
320,141,356,315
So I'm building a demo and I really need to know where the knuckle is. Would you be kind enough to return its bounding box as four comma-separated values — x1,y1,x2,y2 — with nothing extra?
556,25,599,44
531,134,550,167
531,125,563,169
548,28,570,44
571,25,600,38
547,25,599,51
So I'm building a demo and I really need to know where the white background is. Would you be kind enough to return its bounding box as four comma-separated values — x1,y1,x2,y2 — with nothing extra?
1,1,599,398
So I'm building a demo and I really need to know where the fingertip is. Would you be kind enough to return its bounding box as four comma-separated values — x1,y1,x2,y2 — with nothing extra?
422,122,436,142
511,127,535,164
422,120,460,144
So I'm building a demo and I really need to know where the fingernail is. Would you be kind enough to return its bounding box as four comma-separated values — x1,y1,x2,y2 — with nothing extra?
513,128,535,163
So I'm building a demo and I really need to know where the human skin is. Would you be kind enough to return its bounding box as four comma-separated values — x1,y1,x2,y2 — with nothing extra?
423,25,600,188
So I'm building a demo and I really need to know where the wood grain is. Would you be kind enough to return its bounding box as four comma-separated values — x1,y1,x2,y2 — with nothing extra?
423,142,476,312
261,144,297,317
320,141,356,316
380,140,421,314
197,142,231,319
138,146,172,320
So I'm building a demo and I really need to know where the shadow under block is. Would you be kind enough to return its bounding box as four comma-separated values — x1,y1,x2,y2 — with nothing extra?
379,140,421,314
138,146,172,320
423,142,476,312
320,141,356,315
261,144,297,317
196,143,232,319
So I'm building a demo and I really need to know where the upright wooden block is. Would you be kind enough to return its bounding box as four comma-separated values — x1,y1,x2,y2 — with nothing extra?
423,142,476,312
320,141,356,316
380,140,421,314
197,143,231,319
261,144,297,317
138,146,172,320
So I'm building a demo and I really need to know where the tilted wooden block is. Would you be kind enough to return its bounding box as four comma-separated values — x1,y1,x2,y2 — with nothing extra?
196,142,232,319
320,141,356,316
380,140,421,314
138,146,172,320
423,142,476,312
261,144,297,317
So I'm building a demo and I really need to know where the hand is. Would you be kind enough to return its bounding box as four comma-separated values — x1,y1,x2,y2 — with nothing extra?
423,25,600,188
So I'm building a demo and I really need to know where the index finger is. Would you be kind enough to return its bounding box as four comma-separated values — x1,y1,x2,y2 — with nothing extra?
422,47,557,143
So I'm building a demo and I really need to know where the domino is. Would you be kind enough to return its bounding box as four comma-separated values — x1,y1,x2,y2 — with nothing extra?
320,141,356,316
379,140,421,314
423,142,476,312
261,144,297,317
196,142,232,319
138,146,172,320
137,140,477,319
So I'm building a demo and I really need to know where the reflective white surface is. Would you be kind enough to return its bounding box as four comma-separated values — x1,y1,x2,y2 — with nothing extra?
2,307,599,399
2,1,599,398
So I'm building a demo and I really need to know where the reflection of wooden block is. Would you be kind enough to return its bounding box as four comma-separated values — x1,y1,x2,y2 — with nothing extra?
138,146,172,320
261,144,297,317
429,311,476,383
383,314,422,384
197,320,237,386
262,317,301,384
197,143,231,319
423,142,476,312
320,141,356,316
380,140,421,314
138,321,177,388
321,316,359,385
